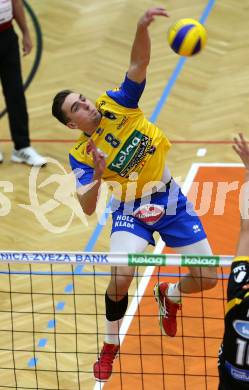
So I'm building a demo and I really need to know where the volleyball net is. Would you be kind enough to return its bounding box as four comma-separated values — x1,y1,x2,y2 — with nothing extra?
0,251,231,390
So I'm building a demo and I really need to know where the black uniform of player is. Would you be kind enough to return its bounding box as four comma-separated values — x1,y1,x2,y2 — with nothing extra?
218,257,249,389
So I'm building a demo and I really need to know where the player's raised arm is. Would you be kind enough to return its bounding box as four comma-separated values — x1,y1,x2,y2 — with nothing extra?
232,133,249,257
127,7,169,83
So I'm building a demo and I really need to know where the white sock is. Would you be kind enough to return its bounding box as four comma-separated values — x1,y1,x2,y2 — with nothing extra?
104,319,122,345
167,282,181,303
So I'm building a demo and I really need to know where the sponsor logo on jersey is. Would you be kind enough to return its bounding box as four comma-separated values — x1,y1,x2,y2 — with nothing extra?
96,127,104,135
108,130,152,176
103,111,116,120
182,255,219,267
148,146,156,154
192,224,201,233
75,141,84,150
225,361,249,382
117,116,128,130
97,100,106,109
133,204,165,225
233,264,248,283
235,271,247,283
128,253,166,266
233,320,249,339
114,215,134,229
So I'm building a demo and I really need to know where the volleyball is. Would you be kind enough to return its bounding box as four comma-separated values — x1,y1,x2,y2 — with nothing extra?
168,18,207,57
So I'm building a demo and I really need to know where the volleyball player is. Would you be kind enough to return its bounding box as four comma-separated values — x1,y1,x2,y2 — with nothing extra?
218,133,249,390
52,7,217,382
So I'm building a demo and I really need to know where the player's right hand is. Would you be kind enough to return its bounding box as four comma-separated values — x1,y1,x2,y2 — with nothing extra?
233,133,249,170
87,139,106,179
22,31,33,56
138,7,169,28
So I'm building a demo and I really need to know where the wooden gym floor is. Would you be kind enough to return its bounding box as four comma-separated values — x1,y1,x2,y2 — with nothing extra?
0,0,248,389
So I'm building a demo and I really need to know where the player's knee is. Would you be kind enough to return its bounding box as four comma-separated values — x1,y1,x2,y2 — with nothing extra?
110,267,135,291
111,274,133,297
108,271,134,301
105,292,128,321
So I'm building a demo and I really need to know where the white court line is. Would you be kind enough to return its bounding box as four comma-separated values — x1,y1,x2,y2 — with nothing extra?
157,162,244,247
197,148,207,157
93,162,242,390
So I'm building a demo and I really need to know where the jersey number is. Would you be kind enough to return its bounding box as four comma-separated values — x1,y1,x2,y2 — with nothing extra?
105,133,120,148
236,338,249,366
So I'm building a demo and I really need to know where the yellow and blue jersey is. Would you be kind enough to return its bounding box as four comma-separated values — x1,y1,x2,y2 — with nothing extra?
69,74,171,201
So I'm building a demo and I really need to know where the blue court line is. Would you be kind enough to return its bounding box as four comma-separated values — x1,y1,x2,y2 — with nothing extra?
84,204,112,253
56,301,65,310
27,0,216,368
199,0,216,24
27,280,74,368
83,0,217,255
28,357,38,368
38,338,47,348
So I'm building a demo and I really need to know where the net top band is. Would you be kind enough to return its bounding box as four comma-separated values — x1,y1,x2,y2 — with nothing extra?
0,251,233,267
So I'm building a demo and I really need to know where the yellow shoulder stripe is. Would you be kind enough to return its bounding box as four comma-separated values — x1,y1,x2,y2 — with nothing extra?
233,256,249,263
226,298,242,315
226,292,249,315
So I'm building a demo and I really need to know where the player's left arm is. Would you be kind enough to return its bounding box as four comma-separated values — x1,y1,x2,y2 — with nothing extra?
12,0,32,55
233,133,249,258
232,133,249,291
127,7,169,84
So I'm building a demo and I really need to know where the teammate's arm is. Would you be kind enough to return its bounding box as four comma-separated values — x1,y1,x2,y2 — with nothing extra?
12,0,32,55
127,7,169,83
233,133,249,258
76,140,105,216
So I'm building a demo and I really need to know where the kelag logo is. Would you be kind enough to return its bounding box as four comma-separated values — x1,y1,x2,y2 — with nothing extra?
182,255,220,267
233,320,249,340
128,253,166,266
108,130,151,177
109,130,142,172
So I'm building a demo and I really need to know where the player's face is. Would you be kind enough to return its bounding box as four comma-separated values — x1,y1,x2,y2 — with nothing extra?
62,93,102,135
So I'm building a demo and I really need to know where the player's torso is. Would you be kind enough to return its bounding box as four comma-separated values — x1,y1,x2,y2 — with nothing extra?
219,290,249,389
71,94,171,201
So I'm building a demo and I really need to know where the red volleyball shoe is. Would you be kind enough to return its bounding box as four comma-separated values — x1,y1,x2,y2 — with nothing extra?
93,342,119,382
154,282,181,337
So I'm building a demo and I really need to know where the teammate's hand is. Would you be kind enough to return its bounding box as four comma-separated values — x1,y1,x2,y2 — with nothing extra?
22,31,33,56
87,139,106,179
233,133,249,171
242,283,249,290
138,7,169,28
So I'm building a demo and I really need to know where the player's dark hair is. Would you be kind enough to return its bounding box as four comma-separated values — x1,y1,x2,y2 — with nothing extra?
52,90,73,125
